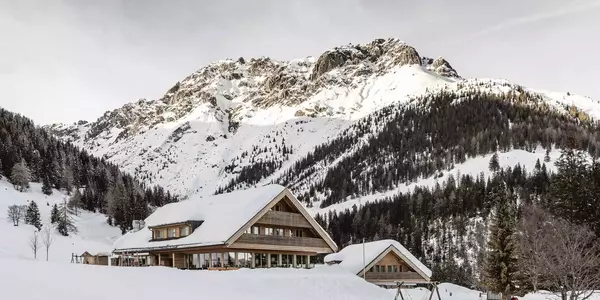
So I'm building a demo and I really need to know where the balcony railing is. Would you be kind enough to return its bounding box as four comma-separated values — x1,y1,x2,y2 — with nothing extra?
237,233,329,248
364,272,424,281
255,211,312,228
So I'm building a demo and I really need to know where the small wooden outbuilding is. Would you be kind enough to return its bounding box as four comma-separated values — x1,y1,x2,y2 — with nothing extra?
81,251,110,266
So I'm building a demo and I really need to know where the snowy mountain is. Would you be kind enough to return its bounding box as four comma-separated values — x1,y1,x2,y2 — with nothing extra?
47,38,600,214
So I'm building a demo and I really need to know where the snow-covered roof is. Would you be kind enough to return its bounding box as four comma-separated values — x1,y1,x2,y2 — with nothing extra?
324,239,432,280
113,184,286,252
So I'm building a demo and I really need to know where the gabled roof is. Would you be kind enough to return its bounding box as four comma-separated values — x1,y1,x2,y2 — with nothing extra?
324,239,432,280
113,184,338,253
113,184,286,252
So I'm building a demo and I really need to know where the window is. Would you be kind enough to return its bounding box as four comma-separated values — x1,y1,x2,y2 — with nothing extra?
393,265,398,273
294,229,303,237
180,226,189,236
273,204,280,211
155,230,162,239
387,265,393,273
375,265,380,272
274,228,283,236
252,226,260,234
265,228,274,235
168,228,176,238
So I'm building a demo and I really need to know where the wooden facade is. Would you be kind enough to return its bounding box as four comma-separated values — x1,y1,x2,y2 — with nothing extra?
363,252,425,285
113,189,337,270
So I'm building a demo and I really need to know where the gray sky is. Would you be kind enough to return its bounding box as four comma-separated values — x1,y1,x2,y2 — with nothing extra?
1,0,599,125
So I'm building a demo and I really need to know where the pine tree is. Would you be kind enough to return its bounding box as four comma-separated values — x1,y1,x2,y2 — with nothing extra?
10,159,31,192
25,201,42,230
489,153,500,173
50,204,59,224
549,149,591,224
544,148,551,163
68,189,83,216
56,199,77,236
484,184,519,299
41,175,52,195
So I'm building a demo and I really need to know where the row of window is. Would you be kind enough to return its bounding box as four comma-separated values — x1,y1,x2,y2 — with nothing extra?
370,265,402,273
244,225,304,237
154,226,190,239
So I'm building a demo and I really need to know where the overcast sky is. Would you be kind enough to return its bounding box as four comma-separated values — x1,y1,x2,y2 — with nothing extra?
1,0,599,125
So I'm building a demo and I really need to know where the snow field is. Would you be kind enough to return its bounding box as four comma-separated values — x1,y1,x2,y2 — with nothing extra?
0,179,120,262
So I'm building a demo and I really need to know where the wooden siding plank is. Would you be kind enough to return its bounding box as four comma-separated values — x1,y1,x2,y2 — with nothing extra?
255,211,312,228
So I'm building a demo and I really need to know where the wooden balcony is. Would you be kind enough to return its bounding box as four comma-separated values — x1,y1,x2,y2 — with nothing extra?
365,272,425,281
236,233,329,248
255,211,312,228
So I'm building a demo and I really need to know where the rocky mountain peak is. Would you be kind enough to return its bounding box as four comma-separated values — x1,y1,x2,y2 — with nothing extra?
49,37,465,147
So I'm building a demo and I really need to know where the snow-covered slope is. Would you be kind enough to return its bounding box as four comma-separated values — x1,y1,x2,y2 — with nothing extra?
47,37,600,215
0,178,120,261
1,256,593,300
311,147,563,215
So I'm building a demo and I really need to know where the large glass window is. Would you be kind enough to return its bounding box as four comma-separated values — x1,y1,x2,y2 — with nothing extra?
254,253,267,268
274,228,283,236
393,265,398,272
265,227,274,235
270,254,278,267
168,228,176,238
155,230,162,239
387,265,393,273
252,226,260,234
282,254,293,267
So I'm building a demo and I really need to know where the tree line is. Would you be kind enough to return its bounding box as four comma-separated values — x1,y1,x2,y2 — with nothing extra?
0,108,177,233
281,89,600,207
314,148,600,299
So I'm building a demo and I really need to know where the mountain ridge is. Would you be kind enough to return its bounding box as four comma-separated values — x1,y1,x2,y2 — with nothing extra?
46,37,599,209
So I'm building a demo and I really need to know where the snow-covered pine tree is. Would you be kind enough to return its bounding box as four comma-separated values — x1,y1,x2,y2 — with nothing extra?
25,201,42,230
50,204,59,224
10,158,31,192
488,153,500,173
484,183,519,299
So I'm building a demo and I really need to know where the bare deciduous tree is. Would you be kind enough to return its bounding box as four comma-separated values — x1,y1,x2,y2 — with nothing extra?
7,205,20,226
518,204,550,292
540,219,600,300
29,230,40,259
521,207,600,300
7,204,25,226
41,225,55,261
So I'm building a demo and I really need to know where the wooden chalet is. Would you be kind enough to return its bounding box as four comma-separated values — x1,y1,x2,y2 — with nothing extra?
324,240,432,287
112,184,337,269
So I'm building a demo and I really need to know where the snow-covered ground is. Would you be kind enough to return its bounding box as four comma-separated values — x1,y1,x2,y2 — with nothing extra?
386,283,600,300
0,258,392,300
1,254,595,300
0,178,120,262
